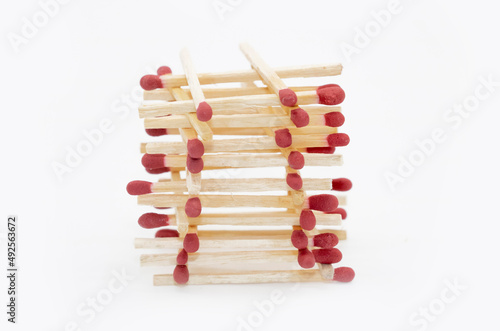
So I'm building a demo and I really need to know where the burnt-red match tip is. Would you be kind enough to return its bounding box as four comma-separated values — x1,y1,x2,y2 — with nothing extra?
185,197,202,218
286,173,303,190
145,167,170,174
331,178,352,191
278,88,298,107
299,210,316,231
275,128,292,148
126,180,153,195
333,267,355,282
186,156,204,174
307,194,339,212
324,112,345,127
196,101,213,122
316,84,345,105
313,248,342,264
183,233,200,253
187,139,205,158
155,229,179,238
177,249,188,265
326,208,347,220
140,75,163,91
297,248,316,269
291,230,308,249
157,66,172,76
138,213,169,229
327,133,350,147
145,128,168,137
290,108,309,128
173,265,189,284
288,151,305,170
142,153,166,169
313,233,339,248
306,146,336,154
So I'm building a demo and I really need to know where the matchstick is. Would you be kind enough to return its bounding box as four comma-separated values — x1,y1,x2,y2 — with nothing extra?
155,63,342,89
146,126,338,136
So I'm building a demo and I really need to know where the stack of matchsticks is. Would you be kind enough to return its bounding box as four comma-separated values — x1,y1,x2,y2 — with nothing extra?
128,44,355,285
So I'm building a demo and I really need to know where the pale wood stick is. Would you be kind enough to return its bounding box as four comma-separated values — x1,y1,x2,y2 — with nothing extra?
142,250,299,267
144,85,317,101
153,269,329,285
159,126,337,136
151,178,333,193
138,194,346,209
145,135,330,154
135,229,346,250
160,154,343,168
180,48,206,109
158,63,342,88
138,91,322,118
170,171,188,237
149,211,341,226
144,108,339,129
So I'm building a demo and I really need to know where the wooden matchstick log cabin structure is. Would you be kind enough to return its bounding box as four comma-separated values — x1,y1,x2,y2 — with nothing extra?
128,44,355,285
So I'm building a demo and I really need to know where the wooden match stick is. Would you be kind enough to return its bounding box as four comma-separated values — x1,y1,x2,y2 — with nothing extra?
147,153,343,169
144,85,318,101
146,126,337,136
144,135,332,154
139,91,333,118
135,229,346,250
138,193,346,209
157,63,342,88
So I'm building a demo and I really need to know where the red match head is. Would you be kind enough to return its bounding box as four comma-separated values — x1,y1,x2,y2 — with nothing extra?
290,108,309,128
138,213,169,229
140,75,163,91
196,101,213,122
183,233,200,253
288,151,305,170
286,173,303,190
142,153,166,169
186,156,204,174
297,248,315,268
145,128,168,136
316,84,345,105
157,66,172,76
299,210,316,231
313,233,339,248
291,230,308,249
126,180,152,195
145,167,170,174
173,265,189,284
185,197,202,218
306,146,335,154
279,88,298,107
187,139,205,159
327,133,350,147
313,248,342,264
331,178,352,191
324,112,345,127
307,194,339,212
326,208,347,220
333,267,355,282
155,229,179,238
275,128,292,148
176,249,188,265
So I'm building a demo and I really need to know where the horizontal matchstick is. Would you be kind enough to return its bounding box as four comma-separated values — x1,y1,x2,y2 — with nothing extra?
144,135,332,154
145,153,343,169
138,211,342,227
137,193,346,209
143,85,318,101
157,63,342,88
146,126,338,136
139,91,339,118
135,229,346,250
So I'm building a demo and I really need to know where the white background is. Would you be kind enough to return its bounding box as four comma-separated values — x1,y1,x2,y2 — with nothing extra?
1,0,500,330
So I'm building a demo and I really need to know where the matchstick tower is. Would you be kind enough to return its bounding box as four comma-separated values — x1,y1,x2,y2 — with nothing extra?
128,44,355,285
